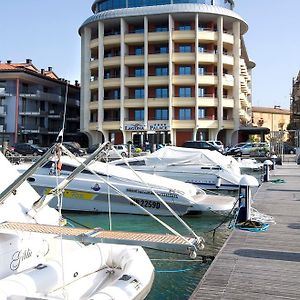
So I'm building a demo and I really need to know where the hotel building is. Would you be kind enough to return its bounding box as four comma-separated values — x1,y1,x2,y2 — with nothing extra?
79,0,254,147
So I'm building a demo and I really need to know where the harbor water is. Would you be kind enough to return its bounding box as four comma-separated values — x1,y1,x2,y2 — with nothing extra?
64,211,233,299
63,171,262,299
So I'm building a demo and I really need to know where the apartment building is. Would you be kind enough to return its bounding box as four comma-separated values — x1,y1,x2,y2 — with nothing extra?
290,71,300,129
79,0,254,147
0,59,80,146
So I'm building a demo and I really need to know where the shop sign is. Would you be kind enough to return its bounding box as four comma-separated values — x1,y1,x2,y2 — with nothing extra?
148,123,170,131
124,123,145,131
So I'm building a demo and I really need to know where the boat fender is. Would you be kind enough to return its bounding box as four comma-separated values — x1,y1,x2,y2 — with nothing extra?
215,177,222,189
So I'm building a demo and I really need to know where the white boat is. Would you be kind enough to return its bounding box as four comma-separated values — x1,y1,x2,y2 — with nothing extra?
15,154,236,216
111,146,258,190
236,157,263,172
0,150,155,299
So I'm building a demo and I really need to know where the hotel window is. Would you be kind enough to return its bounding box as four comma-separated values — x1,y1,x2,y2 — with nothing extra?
134,109,144,121
198,108,206,119
134,47,144,55
133,26,144,33
178,66,192,75
178,108,192,120
155,24,168,32
134,68,144,77
155,108,168,120
155,45,168,54
179,45,192,53
198,66,207,75
155,88,169,98
134,88,144,99
179,87,192,97
198,45,206,53
198,87,205,97
112,89,120,99
177,23,191,31
155,66,168,76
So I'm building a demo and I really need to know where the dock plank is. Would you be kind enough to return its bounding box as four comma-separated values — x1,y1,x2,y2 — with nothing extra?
190,165,300,300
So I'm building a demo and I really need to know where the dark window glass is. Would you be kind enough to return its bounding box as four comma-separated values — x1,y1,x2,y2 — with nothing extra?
134,109,144,120
178,108,192,120
179,45,192,53
155,109,168,120
155,88,169,98
134,88,144,99
179,87,192,97
178,66,192,75
155,66,168,76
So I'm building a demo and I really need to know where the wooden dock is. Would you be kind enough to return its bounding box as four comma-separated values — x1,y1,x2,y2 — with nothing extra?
190,164,300,300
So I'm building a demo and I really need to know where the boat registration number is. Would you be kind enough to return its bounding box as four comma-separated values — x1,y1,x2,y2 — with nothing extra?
130,199,161,209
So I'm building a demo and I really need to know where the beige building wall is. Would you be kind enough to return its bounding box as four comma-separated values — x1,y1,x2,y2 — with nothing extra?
252,106,290,132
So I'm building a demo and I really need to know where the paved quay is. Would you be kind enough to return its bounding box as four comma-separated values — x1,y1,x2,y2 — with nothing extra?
190,164,300,300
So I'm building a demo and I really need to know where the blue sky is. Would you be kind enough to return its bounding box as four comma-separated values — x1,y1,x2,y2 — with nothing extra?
1,0,299,109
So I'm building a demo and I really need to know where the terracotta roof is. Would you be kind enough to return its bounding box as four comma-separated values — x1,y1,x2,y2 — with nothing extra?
0,62,76,86
252,106,290,114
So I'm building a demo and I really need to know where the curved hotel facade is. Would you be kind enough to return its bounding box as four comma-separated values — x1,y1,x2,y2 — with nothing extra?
79,0,254,146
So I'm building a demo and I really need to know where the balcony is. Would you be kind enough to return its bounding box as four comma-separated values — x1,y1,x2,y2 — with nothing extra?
222,120,234,128
172,30,195,42
148,76,169,86
103,100,121,109
223,32,234,45
197,31,218,42
172,97,196,107
21,127,48,134
90,59,98,69
197,52,217,64
223,74,234,87
125,32,144,44
197,95,218,107
173,52,196,64
125,77,144,87
148,53,169,64
90,79,98,90
148,98,169,107
172,119,195,129
125,55,144,65
103,34,121,46
48,110,63,118
103,56,121,67
104,78,121,88
198,74,217,85
89,101,99,110
124,98,144,108
103,120,121,130
222,97,234,108
19,110,47,117
148,31,168,42
173,75,195,85
222,54,234,66
196,119,218,128
90,38,99,49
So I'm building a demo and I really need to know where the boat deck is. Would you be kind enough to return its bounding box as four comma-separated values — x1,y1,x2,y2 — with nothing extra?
190,164,300,299
0,221,199,256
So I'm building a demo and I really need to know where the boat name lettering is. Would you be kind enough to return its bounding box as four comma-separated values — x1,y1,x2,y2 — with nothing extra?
124,124,145,131
130,199,161,209
10,248,32,271
126,188,178,198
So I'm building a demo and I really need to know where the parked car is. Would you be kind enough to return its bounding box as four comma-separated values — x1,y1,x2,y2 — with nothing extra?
108,144,128,159
283,143,296,154
62,142,86,156
14,143,47,156
181,141,221,152
234,142,270,157
207,140,224,153
225,143,247,155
